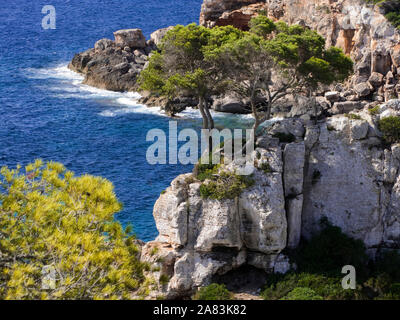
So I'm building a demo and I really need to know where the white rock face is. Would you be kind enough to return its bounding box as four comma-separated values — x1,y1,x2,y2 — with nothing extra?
239,170,287,254
142,101,400,298
302,130,384,247
195,198,243,251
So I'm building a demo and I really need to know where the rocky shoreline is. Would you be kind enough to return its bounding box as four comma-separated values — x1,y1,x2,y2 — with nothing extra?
67,0,400,299
138,99,400,299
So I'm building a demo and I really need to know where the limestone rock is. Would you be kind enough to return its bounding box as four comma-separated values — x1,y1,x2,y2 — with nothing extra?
239,170,287,254
143,105,400,297
355,82,371,97
211,94,249,114
283,142,305,196
325,91,340,103
150,26,174,47
350,119,369,140
200,0,400,101
368,72,384,88
331,101,362,114
113,29,146,48
273,254,292,274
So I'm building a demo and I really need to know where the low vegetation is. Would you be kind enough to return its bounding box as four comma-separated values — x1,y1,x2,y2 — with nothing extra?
198,171,255,200
345,113,363,120
366,0,400,29
139,15,352,133
193,153,254,200
193,283,233,300
378,116,400,143
261,219,400,300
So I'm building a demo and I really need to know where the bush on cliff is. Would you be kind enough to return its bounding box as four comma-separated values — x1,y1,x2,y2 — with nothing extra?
0,160,144,300
378,116,400,143
365,0,400,29
262,219,400,300
193,283,233,300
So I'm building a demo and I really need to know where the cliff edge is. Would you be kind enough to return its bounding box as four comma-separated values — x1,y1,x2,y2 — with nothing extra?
141,100,400,299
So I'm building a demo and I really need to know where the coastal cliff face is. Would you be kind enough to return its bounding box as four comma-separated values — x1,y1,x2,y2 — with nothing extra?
141,100,400,298
200,0,400,102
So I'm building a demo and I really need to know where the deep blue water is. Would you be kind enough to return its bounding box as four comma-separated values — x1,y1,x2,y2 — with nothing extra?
0,0,251,241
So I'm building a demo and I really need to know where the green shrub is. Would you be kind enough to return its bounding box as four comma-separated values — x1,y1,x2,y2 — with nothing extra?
378,116,400,144
281,287,323,300
193,284,233,300
261,272,358,300
368,105,380,116
372,250,400,281
193,154,220,181
199,171,254,200
0,160,144,300
159,274,170,286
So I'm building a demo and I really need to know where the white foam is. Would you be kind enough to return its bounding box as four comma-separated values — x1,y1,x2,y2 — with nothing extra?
24,63,261,123
24,63,161,117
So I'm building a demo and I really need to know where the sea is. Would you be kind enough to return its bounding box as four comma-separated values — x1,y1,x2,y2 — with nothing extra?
0,0,256,240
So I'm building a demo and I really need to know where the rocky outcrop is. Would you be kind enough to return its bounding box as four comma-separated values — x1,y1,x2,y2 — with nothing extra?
68,28,177,92
200,0,263,28
68,29,155,92
141,100,400,298
200,0,400,103
142,158,288,298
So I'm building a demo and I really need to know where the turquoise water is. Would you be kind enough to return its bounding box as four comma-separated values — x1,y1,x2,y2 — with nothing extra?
0,0,253,241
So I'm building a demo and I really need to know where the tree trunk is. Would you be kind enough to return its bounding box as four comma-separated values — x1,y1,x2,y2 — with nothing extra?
204,99,214,130
198,96,209,130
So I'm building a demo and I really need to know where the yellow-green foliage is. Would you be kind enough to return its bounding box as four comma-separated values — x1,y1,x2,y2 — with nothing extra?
0,160,144,300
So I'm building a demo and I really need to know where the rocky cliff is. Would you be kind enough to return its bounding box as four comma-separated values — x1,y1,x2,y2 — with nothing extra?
68,28,172,92
200,0,400,104
141,100,400,299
